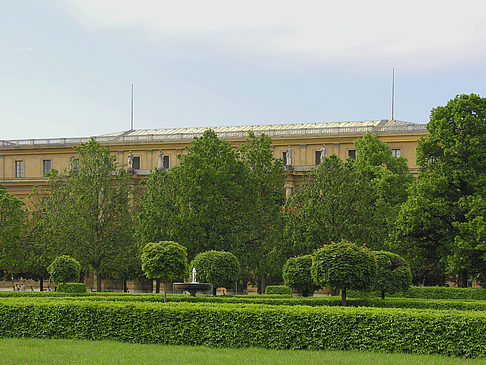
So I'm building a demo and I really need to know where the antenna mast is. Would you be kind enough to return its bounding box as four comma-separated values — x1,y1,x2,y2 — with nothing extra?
391,68,395,121
130,83,134,131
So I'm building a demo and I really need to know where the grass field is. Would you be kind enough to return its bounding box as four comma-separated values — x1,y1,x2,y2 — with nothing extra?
0,338,484,365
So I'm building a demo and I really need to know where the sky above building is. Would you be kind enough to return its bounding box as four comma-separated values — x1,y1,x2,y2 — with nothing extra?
2,0,486,140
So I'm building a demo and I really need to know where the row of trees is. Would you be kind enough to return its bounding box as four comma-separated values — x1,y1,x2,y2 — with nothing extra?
0,94,484,290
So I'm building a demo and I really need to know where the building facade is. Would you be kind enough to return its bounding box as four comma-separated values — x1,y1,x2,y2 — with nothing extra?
0,120,427,200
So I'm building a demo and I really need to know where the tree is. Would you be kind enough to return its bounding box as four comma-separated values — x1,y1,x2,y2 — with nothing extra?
282,134,412,261
47,255,81,284
282,155,375,257
141,241,188,302
137,130,285,293
311,241,376,306
282,255,319,297
37,139,137,292
237,131,286,292
394,94,486,287
190,250,240,295
372,251,412,299
0,185,27,277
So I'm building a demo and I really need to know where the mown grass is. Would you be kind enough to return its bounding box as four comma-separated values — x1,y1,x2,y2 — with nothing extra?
0,338,484,365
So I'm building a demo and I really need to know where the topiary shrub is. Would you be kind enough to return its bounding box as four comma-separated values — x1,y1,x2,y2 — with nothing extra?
56,283,87,293
141,241,188,302
48,255,81,284
312,240,377,306
265,285,293,295
283,255,320,296
373,251,412,299
190,250,240,295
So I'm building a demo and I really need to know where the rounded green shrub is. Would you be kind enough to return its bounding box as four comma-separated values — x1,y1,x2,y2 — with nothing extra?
190,250,240,295
141,241,188,302
48,255,81,284
283,255,320,296
312,241,377,305
265,285,293,295
373,251,412,299
56,283,87,293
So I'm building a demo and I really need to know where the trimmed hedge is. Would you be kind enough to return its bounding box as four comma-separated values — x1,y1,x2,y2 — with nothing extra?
6,293,486,312
0,299,485,357
350,286,486,300
265,286,292,295
56,283,86,293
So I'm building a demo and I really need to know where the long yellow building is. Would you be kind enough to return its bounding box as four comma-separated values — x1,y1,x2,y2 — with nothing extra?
0,119,427,200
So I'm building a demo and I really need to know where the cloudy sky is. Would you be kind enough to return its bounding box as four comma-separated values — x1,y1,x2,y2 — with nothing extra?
2,0,486,139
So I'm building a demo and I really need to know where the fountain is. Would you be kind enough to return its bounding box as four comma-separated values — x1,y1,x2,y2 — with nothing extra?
173,268,212,296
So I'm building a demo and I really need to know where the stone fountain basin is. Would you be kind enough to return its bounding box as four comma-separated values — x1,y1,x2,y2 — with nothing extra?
173,282,212,296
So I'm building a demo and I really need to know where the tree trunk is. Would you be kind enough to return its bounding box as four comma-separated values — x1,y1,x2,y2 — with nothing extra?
381,289,385,300
96,275,102,292
257,275,263,294
302,288,309,297
457,270,468,288
213,286,217,296
163,288,167,303
341,287,347,306
39,278,44,292
123,279,128,293
155,279,160,293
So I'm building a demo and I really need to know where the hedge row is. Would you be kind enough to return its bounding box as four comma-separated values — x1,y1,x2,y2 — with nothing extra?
350,286,486,300
5,293,486,312
0,299,485,357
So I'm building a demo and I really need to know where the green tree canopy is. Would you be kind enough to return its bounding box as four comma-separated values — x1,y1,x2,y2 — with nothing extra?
141,241,188,301
190,250,240,295
394,94,486,286
0,185,27,277
311,241,376,306
36,139,137,291
372,251,412,299
47,255,81,284
282,134,412,260
283,255,319,297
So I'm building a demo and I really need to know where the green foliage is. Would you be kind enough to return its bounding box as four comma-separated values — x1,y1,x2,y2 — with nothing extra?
264,285,293,295
190,251,239,291
141,241,188,282
394,94,486,287
137,130,285,293
0,185,26,275
312,241,376,305
282,255,319,296
282,135,412,262
388,286,486,300
47,255,81,284
1,298,486,357
372,251,412,299
35,139,138,291
56,283,87,293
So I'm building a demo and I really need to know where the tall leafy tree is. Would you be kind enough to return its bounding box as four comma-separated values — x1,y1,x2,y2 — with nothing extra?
394,94,486,286
137,130,285,292
38,139,137,291
238,131,286,291
0,185,26,277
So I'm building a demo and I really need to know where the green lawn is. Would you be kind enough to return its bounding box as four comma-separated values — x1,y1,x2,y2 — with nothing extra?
0,338,484,365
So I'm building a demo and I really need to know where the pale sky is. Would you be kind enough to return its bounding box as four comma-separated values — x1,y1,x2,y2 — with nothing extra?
2,0,486,140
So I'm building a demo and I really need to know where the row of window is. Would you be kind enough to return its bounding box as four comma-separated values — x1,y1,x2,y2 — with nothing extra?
14,150,401,178
14,155,172,178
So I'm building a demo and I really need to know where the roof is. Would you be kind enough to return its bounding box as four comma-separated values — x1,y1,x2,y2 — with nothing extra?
0,120,427,148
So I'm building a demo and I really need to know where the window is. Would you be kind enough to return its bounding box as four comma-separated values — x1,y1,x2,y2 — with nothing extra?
15,161,23,178
132,156,140,170
43,160,51,174
282,152,287,166
348,150,356,159
392,149,401,158
315,151,322,165
163,155,170,170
